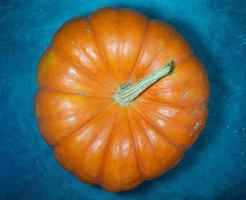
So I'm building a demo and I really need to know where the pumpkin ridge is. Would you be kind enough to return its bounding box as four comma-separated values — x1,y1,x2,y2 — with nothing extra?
135,48,165,82
97,107,120,181
135,101,201,130
55,104,118,183
54,102,115,148
37,47,111,95
141,51,192,81
115,10,122,82
126,109,144,180
126,20,150,82
99,107,143,191
131,22,194,84
130,106,184,173
128,108,165,178
37,88,112,98
35,90,112,119
137,50,192,87
132,104,184,151
135,102,199,151
138,98,206,109
87,17,118,86
52,46,109,91
140,75,209,108
87,107,120,183
87,18,118,87
146,69,207,95
137,99,188,109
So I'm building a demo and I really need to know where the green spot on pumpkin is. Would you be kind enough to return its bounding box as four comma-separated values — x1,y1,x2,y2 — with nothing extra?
46,50,57,65
191,110,196,116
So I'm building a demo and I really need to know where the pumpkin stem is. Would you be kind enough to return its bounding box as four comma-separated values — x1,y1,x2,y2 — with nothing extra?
114,60,174,106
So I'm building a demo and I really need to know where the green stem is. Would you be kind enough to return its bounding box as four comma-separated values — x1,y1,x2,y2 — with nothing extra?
114,60,174,106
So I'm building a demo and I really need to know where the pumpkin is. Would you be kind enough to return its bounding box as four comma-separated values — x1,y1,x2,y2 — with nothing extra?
35,8,209,192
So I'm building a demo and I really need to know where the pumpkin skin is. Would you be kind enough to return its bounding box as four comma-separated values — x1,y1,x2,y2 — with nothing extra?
35,8,209,192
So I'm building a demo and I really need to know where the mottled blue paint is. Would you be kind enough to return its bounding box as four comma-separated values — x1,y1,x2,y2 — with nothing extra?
0,0,245,199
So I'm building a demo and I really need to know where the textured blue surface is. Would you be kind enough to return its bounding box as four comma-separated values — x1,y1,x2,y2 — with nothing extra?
0,0,246,199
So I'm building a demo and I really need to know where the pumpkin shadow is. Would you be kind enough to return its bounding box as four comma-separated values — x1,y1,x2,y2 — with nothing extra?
108,4,226,197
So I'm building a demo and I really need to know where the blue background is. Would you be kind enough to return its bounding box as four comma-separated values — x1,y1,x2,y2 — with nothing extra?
0,0,245,199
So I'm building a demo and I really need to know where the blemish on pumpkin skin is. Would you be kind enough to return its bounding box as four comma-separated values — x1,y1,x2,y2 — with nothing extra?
191,110,196,116
181,91,189,100
193,120,202,132
79,92,87,96
86,28,91,33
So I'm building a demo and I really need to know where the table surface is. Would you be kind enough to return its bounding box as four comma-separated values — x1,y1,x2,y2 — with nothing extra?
0,0,245,199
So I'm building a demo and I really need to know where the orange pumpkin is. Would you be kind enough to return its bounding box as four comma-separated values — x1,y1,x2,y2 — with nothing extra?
35,8,209,192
